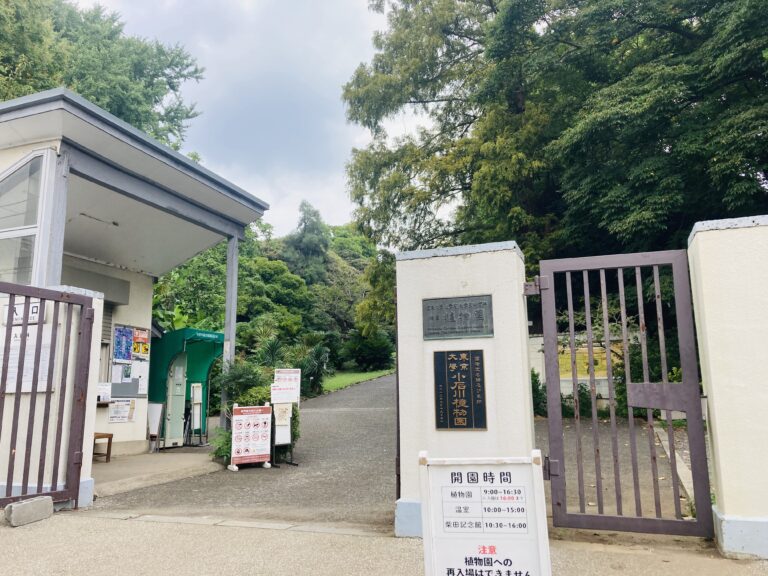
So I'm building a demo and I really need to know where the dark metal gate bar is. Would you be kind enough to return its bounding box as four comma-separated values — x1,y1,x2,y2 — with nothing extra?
0,282,94,509
540,250,713,536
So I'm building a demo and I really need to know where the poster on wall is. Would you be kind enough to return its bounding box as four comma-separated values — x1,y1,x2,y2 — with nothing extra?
5,326,52,393
97,382,111,403
231,405,271,465
108,398,136,423
132,328,150,360
113,325,134,363
132,360,150,394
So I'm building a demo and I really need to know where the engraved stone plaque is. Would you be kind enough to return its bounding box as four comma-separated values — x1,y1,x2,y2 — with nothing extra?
422,295,494,340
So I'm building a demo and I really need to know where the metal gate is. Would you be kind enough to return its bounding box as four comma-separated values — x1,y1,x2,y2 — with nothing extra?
539,250,713,536
0,282,94,509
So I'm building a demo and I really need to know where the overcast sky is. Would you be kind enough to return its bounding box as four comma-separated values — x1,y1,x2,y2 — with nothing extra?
72,0,396,236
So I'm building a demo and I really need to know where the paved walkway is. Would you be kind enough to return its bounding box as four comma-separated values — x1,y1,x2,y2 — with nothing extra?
92,451,222,497
3,513,766,576
88,374,397,531
3,375,768,574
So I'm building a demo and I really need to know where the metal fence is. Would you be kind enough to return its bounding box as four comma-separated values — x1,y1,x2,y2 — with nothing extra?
0,282,94,508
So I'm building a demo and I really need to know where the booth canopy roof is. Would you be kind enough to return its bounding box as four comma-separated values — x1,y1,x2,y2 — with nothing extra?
0,88,269,221
0,89,269,276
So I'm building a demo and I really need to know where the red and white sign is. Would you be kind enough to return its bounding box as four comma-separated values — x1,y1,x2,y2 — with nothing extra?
271,368,301,404
231,406,272,465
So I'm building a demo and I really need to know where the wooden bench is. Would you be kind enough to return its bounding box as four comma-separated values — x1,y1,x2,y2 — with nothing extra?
93,432,113,463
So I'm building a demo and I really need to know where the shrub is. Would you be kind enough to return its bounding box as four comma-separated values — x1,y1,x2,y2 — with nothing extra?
236,385,271,407
294,343,330,396
531,369,547,416
341,329,394,371
560,383,593,418
210,428,232,461
212,359,269,412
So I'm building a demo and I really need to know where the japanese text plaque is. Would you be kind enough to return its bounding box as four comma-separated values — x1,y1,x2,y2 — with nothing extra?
434,350,487,430
423,295,494,340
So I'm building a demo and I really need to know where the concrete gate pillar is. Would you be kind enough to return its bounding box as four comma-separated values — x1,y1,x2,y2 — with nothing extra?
688,215,768,559
394,242,534,537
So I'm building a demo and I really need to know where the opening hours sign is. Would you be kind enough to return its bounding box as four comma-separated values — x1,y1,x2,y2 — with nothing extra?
419,451,551,576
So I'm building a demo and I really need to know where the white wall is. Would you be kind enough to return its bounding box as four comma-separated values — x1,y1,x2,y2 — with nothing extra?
63,255,154,455
689,215,768,559
0,141,60,172
396,243,534,505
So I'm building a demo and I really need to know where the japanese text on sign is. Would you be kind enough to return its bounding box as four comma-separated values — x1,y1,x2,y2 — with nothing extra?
434,350,486,430
420,453,551,576
423,295,494,340
271,368,301,404
231,405,271,465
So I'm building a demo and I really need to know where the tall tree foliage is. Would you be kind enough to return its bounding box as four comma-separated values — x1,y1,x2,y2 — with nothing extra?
282,200,332,284
0,0,202,149
344,0,768,261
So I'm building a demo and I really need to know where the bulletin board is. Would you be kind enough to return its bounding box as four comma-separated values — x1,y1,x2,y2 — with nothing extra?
110,324,151,399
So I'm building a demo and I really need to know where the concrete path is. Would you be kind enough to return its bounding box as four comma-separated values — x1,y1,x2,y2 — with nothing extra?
2,512,766,576
3,375,768,574
92,451,222,497
88,374,397,531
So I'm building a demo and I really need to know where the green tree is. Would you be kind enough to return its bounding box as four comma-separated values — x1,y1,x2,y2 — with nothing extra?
344,0,768,260
306,252,366,334
329,223,377,271
355,249,396,337
282,201,332,284
0,0,203,149
0,0,61,100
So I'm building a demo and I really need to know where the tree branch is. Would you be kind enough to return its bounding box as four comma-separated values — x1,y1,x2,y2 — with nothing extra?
624,15,699,41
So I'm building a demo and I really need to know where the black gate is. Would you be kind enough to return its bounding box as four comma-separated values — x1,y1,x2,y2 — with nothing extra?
540,250,713,536
0,282,94,509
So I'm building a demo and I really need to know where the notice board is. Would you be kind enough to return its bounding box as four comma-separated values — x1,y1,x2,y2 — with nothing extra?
231,405,271,465
420,451,551,576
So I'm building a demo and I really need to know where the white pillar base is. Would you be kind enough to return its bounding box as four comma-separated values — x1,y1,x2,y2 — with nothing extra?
714,505,768,560
395,498,422,538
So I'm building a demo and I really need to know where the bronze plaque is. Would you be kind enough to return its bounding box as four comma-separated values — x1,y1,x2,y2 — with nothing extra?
422,295,493,340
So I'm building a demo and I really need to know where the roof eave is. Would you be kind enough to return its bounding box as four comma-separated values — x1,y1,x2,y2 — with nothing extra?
0,88,270,217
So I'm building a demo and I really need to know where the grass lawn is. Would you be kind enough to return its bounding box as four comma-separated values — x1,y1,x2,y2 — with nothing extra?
323,368,394,393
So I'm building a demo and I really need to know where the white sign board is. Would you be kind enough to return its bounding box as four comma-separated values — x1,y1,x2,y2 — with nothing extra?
97,382,111,403
231,405,271,465
420,451,551,576
271,368,301,404
108,398,136,423
3,299,43,326
132,360,149,394
4,325,52,393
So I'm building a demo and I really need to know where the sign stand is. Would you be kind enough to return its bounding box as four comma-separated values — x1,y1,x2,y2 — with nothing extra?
270,405,298,467
270,369,301,466
420,450,552,576
227,403,272,472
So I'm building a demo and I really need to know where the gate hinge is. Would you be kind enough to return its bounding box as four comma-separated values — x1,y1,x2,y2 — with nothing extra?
524,275,549,296
543,456,560,480
73,451,83,466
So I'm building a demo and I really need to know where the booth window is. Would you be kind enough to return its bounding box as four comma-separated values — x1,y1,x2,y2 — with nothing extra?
0,155,42,284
